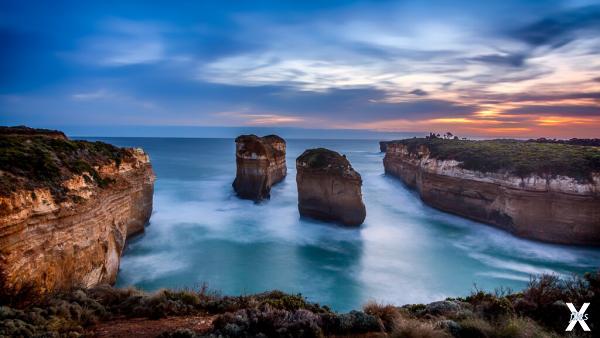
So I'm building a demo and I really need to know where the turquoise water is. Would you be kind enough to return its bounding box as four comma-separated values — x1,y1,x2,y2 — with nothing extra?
88,138,600,312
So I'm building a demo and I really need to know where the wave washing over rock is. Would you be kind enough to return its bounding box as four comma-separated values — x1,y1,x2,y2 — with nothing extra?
0,127,155,298
383,139,600,245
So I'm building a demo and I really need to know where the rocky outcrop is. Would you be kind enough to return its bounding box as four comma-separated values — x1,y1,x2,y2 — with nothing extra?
379,141,392,152
233,134,286,201
0,129,155,297
296,148,366,226
383,142,600,245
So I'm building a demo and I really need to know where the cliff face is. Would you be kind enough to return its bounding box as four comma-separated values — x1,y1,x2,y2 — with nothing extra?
379,141,391,153
383,143,600,245
0,130,155,297
233,134,287,201
296,148,366,226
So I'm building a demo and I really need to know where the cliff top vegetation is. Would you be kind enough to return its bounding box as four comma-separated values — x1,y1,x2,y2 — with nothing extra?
527,137,600,147
0,126,129,199
296,147,357,174
390,137,600,181
0,125,67,139
262,134,286,144
235,134,285,157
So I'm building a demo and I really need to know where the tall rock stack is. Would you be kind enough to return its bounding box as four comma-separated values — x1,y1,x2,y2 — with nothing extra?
233,134,287,201
296,148,366,226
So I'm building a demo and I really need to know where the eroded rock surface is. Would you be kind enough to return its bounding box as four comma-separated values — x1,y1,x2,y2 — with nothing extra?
383,142,600,245
379,141,392,152
296,148,366,226
0,128,155,297
233,134,286,201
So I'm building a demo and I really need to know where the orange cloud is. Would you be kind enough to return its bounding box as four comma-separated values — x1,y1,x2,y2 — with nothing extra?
341,109,600,138
535,116,595,126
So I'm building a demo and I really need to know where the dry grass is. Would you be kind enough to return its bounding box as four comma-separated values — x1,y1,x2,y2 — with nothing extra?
391,317,450,338
363,301,403,332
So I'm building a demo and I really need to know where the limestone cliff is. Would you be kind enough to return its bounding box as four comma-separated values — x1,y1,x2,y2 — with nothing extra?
232,134,286,201
296,148,366,226
0,127,155,297
379,141,391,152
383,141,600,245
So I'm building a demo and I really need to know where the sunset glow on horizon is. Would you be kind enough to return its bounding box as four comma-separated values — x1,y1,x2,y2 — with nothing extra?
1,1,599,138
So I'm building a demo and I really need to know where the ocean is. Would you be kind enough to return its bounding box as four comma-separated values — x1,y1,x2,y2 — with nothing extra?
86,137,600,312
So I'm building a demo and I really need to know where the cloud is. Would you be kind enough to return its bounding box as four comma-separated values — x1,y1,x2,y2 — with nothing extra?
506,104,600,117
510,5,600,48
74,19,168,67
216,112,305,125
470,53,527,67
2,1,600,138
71,89,112,101
101,40,164,66
408,89,428,96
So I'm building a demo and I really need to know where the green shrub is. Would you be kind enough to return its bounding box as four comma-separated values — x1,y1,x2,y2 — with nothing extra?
389,138,600,181
514,272,600,332
320,310,383,335
0,131,129,199
164,290,201,306
403,303,427,315
465,292,514,320
296,148,355,176
262,292,310,311
212,307,323,337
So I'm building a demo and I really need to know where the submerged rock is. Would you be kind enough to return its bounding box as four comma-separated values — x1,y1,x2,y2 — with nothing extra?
296,148,366,226
233,134,287,201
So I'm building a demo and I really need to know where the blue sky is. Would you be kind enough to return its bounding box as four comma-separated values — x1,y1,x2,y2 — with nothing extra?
1,0,599,137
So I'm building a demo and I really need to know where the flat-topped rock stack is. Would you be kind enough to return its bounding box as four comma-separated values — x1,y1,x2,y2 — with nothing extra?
233,134,287,201
296,148,366,226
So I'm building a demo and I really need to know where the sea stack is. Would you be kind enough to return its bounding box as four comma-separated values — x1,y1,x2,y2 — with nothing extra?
233,134,287,201
0,126,155,298
296,148,366,226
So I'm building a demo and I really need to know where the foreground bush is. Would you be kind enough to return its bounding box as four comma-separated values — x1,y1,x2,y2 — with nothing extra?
1,271,598,337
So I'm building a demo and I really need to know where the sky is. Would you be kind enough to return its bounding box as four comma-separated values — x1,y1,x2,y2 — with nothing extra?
1,0,599,138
